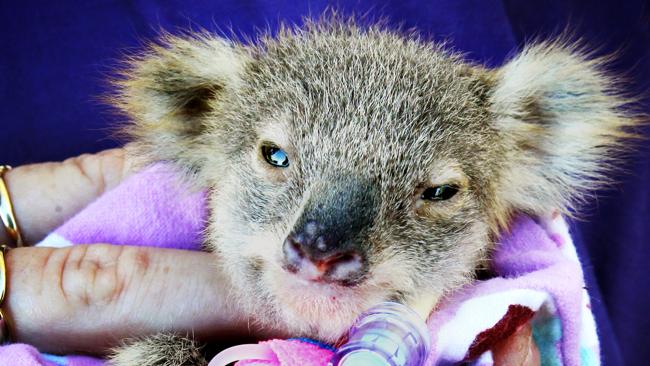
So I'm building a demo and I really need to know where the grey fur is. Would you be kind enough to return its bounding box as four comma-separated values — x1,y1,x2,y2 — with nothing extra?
110,17,639,366
109,334,206,366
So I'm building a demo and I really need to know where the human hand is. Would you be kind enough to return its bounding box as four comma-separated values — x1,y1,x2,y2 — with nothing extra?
1,150,261,355
492,323,540,366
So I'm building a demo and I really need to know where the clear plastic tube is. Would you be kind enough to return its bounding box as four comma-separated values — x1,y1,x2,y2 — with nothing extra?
328,302,430,366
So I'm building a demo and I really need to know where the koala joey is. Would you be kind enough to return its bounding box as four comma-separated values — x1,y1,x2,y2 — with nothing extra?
109,18,638,366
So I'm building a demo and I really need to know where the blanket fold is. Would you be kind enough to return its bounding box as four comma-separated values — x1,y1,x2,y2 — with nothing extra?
3,164,598,366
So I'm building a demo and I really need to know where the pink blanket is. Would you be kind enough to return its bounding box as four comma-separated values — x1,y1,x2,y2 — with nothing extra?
1,164,599,365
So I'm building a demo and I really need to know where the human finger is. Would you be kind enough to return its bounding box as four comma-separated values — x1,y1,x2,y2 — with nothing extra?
3,244,263,354
1,149,130,244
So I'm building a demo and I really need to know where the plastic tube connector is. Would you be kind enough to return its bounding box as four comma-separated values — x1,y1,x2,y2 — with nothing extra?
328,302,430,366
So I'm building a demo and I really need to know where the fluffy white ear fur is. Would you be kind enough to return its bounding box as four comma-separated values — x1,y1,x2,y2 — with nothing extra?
114,34,250,173
489,42,639,216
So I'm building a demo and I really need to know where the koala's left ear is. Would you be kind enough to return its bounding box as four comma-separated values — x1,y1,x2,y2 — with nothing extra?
114,33,251,175
489,43,639,216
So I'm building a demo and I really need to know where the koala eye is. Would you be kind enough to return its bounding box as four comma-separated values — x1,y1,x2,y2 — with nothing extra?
261,145,290,168
421,185,459,201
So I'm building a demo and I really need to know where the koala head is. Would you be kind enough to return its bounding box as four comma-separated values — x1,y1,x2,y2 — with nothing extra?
116,21,637,341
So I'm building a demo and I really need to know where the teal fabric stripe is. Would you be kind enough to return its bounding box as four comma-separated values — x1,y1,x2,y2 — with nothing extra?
41,353,69,365
532,316,563,366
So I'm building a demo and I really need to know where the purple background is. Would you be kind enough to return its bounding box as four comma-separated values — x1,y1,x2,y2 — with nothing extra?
1,1,648,364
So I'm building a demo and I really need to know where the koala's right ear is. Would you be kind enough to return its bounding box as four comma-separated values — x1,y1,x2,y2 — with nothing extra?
114,34,250,173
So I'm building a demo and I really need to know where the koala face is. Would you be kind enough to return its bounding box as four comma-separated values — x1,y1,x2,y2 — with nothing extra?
206,34,497,338
117,21,636,341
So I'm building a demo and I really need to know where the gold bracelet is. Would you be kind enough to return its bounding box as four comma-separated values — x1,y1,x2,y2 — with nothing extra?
0,245,11,343
0,166,24,248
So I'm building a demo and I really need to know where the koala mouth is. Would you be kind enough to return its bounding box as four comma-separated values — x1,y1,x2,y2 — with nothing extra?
285,253,366,287
262,254,398,343
281,234,367,287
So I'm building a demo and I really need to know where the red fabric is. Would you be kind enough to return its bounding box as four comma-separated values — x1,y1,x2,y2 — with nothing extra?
464,304,535,361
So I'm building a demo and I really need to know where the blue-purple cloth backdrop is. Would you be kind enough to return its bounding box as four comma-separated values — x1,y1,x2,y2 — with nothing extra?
1,1,648,364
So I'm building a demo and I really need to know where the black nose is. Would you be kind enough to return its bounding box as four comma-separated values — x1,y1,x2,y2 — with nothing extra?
282,220,366,285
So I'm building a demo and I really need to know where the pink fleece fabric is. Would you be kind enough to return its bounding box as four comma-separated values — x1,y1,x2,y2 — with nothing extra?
236,340,334,366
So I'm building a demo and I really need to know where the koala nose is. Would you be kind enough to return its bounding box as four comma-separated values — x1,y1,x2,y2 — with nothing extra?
282,220,366,286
